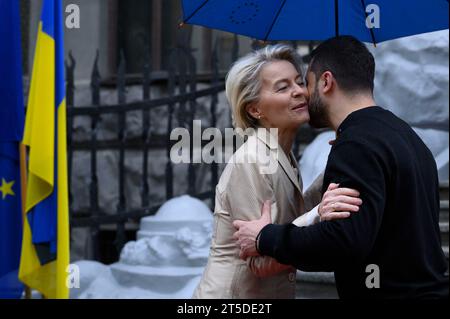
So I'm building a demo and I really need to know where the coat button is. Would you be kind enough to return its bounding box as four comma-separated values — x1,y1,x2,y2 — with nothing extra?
288,272,296,282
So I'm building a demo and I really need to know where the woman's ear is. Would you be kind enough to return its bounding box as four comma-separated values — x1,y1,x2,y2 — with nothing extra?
246,103,261,120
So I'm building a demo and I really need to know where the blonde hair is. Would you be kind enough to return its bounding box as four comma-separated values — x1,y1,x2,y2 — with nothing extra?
225,44,302,130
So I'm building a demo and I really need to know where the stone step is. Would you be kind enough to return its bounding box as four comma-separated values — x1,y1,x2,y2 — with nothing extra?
440,222,449,247
440,181,449,201
297,271,335,284
443,245,449,259
443,246,449,275
295,271,337,299
295,281,338,299
440,200,449,223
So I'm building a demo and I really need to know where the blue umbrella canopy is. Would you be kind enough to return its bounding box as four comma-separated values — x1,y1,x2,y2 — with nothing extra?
181,0,449,44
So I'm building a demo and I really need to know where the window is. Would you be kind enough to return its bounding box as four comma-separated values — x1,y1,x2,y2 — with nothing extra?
117,0,183,73
112,0,249,80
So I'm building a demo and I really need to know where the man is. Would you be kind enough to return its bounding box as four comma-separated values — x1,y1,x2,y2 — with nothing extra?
233,36,449,299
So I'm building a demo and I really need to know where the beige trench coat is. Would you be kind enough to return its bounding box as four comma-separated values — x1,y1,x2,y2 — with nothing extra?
192,129,323,299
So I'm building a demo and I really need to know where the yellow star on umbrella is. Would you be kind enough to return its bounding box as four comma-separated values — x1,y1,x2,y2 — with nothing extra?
0,178,15,200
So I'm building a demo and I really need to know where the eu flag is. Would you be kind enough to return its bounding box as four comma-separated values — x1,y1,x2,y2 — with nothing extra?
0,0,25,299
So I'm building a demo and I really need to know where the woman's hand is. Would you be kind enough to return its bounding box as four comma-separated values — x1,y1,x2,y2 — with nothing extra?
318,183,362,221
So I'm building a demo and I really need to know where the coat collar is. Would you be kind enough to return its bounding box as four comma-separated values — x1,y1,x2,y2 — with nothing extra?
254,128,302,193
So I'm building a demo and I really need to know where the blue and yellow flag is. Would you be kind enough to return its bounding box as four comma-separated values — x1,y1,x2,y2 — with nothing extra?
19,0,70,299
0,0,25,299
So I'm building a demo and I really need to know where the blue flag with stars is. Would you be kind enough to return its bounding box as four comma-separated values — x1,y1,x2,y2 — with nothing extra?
0,0,25,298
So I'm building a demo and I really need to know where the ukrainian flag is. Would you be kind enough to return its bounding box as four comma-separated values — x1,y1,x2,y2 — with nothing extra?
19,0,70,299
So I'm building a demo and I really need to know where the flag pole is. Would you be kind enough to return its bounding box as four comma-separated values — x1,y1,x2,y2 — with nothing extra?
19,142,31,299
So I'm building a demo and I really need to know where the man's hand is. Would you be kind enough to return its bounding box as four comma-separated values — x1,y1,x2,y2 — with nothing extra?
318,183,362,221
232,200,273,260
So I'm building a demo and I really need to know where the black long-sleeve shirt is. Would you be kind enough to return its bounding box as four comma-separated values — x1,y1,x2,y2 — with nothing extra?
259,106,449,299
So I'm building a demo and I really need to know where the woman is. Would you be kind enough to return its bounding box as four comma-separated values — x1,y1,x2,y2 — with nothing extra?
192,45,360,299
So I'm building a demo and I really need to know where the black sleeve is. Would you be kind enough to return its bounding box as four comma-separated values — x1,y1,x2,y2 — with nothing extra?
258,140,387,271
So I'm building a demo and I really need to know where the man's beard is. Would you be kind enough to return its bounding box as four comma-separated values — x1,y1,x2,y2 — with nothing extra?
308,87,331,129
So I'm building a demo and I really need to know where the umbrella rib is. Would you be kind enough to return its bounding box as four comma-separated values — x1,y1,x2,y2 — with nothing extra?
263,0,287,41
360,0,377,46
183,0,211,24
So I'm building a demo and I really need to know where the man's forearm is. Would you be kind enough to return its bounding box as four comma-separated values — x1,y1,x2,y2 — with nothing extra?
258,221,358,272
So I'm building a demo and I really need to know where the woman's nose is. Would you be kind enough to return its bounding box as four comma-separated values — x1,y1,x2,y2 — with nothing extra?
292,84,307,98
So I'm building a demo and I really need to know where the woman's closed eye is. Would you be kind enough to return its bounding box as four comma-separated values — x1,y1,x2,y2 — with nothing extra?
275,78,304,92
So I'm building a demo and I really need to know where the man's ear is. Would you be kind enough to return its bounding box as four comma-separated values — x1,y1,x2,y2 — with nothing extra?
246,103,261,120
321,71,334,94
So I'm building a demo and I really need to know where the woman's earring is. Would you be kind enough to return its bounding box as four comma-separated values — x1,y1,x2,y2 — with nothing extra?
258,115,261,119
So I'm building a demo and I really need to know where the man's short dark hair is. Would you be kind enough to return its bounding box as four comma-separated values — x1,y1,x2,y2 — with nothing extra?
309,35,375,94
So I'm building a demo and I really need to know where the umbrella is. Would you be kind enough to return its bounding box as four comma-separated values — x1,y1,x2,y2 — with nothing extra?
180,0,449,44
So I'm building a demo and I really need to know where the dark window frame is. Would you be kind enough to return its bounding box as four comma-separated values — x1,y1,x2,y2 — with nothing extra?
102,0,225,86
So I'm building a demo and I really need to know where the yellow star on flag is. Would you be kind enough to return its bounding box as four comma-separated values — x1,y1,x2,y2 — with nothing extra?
0,178,15,200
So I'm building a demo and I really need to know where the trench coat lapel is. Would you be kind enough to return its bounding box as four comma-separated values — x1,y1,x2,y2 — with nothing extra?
255,128,302,193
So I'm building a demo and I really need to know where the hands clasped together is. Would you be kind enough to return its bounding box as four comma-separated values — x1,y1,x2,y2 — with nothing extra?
232,183,362,260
